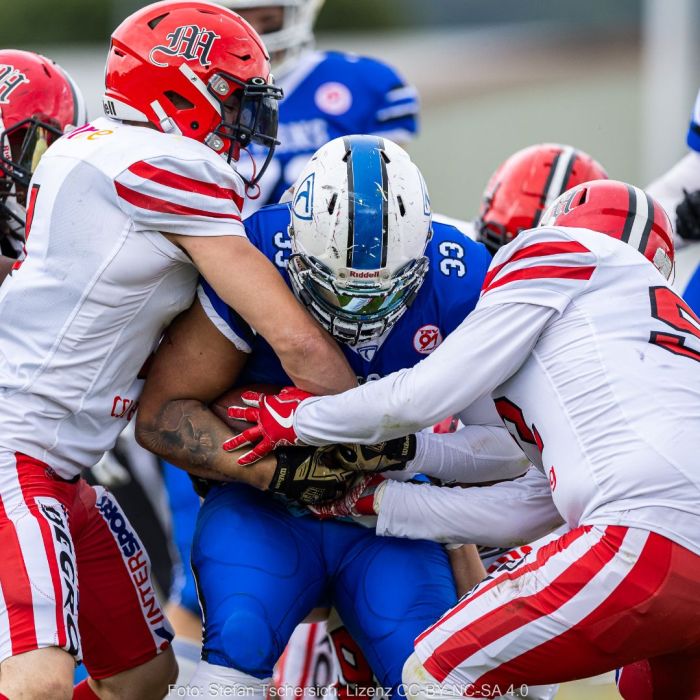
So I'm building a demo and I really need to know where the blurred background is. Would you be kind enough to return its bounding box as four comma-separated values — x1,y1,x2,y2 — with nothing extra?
3,0,699,219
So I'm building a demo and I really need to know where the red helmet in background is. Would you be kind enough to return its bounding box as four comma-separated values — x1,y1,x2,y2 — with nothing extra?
0,49,86,190
477,143,608,255
539,179,675,279
104,0,283,186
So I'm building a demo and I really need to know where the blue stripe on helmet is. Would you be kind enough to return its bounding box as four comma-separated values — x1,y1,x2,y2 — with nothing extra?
348,136,385,270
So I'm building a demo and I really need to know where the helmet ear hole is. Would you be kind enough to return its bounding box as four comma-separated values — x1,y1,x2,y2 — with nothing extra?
327,193,337,215
397,195,406,217
147,13,169,30
164,91,194,110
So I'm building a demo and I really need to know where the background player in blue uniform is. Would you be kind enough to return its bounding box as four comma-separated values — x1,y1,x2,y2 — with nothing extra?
136,137,525,694
219,0,419,210
647,87,700,314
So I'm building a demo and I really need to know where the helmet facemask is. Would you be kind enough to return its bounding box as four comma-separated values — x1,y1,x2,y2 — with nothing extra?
205,72,281,188
287,239,429,345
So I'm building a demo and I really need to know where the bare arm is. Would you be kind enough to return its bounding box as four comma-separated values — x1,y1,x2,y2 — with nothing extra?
167,234,357,395
136,297,275,489
447,545,487,597
0,256,14,285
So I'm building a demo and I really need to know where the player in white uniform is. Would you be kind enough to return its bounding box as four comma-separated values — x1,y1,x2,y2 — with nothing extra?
227,179,700,696
0,2,358,698
0,50,86,285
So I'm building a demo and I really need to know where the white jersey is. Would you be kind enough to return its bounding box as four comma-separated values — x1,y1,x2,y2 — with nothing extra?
295,226,700,555
0,118,246,478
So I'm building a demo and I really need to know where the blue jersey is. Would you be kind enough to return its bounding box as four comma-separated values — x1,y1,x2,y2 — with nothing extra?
200,202,491,385
687,88,700,153
249,50,419,211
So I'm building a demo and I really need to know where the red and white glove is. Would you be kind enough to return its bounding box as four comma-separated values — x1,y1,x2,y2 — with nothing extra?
223,387,313,465
308,474,387,520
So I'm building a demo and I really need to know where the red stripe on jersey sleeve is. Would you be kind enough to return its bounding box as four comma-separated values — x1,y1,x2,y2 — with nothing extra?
483,240,591,290
482,263,595,294
115,181,242,221
127,161,244,210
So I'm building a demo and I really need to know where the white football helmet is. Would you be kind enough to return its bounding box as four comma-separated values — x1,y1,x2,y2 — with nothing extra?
288,135,432,345
218,0,324,73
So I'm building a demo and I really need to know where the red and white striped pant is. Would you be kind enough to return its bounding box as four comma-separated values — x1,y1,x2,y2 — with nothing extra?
412,524,700,698
0,451,173,679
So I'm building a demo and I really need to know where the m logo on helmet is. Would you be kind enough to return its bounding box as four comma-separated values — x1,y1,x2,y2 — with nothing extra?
0,65,29,104
293,172,315,221
149,25,220,68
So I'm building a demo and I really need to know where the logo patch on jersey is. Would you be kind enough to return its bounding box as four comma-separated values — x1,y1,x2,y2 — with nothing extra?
314,82,352,115
293,172,315,220
149,25,220,68
356,345,379,362
413,324,442,354
0,64,29,104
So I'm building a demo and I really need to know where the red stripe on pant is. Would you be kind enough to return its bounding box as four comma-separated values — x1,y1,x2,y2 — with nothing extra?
16,464,68,650
416,525,592,647
476,531,700,695
0,491,38,654
423,525,625,683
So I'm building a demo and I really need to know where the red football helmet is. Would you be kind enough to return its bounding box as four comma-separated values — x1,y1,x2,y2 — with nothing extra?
539,179,675,279
104,0,283,186
477,143,608,255
0,49,86,243
0,49,86,190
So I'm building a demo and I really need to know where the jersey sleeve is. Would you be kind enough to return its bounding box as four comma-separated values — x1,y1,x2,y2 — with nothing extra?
114,154,246,237
196,277,254,353
295,302,556,445
361,57,419,142
687,88,700,153
478,226,598,312
376,468,564,546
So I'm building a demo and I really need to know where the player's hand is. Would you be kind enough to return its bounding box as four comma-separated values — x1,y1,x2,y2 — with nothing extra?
329,436,417,473
676,188,700,240
269,446,354,505
308,474,387,519
223,387,314,465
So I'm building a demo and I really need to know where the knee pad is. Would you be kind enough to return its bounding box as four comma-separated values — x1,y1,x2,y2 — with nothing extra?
215,606,277,678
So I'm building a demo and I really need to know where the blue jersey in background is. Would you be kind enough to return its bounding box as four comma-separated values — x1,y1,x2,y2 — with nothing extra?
247,50,419,212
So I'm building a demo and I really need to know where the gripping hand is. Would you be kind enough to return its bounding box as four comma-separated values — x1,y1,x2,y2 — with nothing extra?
676,188,700,241
330,435,417,473
223,387,313,465
270,446,354,505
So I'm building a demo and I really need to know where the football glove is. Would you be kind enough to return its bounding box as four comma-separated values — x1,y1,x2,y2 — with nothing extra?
270,446,354,506
676,188,700,241
330,435,417,473
308,474,387,519
224,387,312,465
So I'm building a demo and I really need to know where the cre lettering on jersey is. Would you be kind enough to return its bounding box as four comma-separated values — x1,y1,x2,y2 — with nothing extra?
0,64,29,104
66,123,114,141
111,395,139,420
37,499,80,656
413,324,442,354
149,24,220,68
96,494,166,626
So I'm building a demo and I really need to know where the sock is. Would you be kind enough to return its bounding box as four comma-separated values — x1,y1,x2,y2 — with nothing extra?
73,678,100,699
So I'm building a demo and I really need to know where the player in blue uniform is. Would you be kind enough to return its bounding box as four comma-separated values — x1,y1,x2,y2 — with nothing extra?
161,1,419,671
136,137,520,694
646,87,700,314
219,0,419,210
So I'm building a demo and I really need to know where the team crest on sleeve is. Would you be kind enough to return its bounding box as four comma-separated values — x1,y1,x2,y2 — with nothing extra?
0,64,29,104
293,172,315,220
314,82,352,115
413,324,442,354
149,25,220,68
